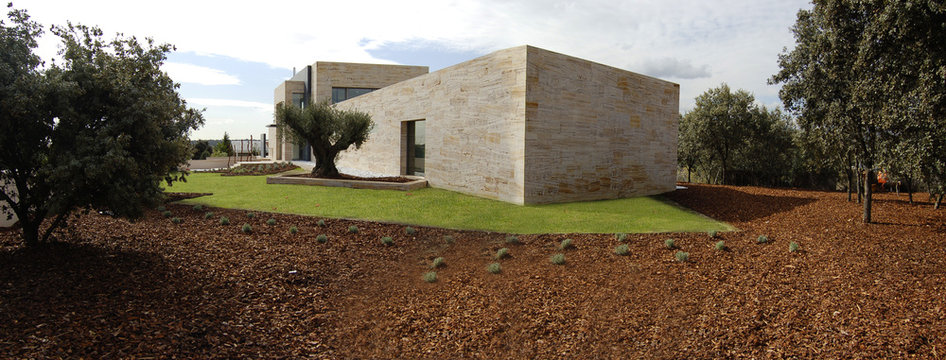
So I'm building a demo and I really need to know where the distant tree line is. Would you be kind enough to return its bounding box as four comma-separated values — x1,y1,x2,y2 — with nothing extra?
681,0,945,222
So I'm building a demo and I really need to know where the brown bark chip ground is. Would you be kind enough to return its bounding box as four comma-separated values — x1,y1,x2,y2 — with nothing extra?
1,184,945,358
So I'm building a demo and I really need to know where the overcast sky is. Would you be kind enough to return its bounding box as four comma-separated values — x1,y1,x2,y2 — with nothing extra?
17,0,812,140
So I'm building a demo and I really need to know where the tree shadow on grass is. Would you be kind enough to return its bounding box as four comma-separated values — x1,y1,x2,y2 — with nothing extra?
0,242,231,358
664,185,817,223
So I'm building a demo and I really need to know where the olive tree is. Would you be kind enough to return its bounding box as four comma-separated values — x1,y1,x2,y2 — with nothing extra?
0,6,203,246
275,101,373,178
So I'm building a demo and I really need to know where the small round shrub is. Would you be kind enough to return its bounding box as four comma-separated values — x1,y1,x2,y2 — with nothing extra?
550,253,566,265
204,211,214,219
559,238,574,250
381,236,393,245
171,217,182,224
289,226,298,234
220,216,230,225
431,257,445,268
675,251,689,262
316,234,328,243
348,225,359,234
246,212,255,219
241,223,252,234
162,210,172,218
495,247,509,260
405,226,416,235
616,233,628,242
614,244,629,256
714,240,726,251
317,219,326,227
708,230,718,238
422,271,437,283
193,204,203,211
156,205,166,212
487,262,502,274
757,235,769,244
789,241,800,252
664,238,676,249
505,235,520,244
443,235,455,244
267,218,276,226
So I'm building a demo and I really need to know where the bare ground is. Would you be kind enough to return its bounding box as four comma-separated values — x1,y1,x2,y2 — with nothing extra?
1,184,944,359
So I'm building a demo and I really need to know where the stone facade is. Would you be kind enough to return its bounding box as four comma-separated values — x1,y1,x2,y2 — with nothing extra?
273,45,679,205
269,62,429,161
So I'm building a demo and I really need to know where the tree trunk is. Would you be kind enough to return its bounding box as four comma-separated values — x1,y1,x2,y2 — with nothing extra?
906,176,913,204
311,149,341,178
21,218,39,247
846,169,853,202
687,167,691,183
936,193,943,210
856,170,862,203
863,169,873,223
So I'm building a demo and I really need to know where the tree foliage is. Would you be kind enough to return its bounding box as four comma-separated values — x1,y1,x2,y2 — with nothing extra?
275,101,373,178
771,0,946,218
213,132,234,156
678,84,798,186
0,5,203,246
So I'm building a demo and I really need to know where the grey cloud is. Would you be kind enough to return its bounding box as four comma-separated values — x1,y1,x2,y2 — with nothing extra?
635,57,712,79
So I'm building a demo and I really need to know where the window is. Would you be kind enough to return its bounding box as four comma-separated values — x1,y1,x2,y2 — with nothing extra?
332,87,377,103
291,93,305,108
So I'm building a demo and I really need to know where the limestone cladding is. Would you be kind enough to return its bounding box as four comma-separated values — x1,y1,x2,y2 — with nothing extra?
523,46,679,203
311,62,429,103
293,45,678,205
336,46,529,204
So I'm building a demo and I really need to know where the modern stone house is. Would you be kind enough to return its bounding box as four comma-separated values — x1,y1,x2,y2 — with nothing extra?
269,45,679,205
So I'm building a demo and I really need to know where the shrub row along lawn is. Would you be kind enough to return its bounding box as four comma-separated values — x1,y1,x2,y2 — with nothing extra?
166,172,731,234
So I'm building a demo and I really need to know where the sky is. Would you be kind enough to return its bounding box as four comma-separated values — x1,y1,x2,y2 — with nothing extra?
16,0,812,140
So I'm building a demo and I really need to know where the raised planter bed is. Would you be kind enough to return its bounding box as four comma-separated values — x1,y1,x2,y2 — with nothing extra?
266,173,427,191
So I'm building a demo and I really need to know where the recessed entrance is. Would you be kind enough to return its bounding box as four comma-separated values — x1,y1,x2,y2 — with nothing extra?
403,120,425,176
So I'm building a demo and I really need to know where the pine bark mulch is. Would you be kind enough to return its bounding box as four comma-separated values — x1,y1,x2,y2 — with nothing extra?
1,184,944,358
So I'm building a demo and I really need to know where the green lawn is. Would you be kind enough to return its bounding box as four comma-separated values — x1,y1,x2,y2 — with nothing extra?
166,172,731,234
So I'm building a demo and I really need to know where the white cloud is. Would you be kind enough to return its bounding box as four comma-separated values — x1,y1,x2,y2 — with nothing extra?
186,98,271,112
163,62,240,86
20,0,812,114
636,58,711,80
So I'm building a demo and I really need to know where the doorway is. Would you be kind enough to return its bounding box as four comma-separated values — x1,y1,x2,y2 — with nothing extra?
404,120,425,176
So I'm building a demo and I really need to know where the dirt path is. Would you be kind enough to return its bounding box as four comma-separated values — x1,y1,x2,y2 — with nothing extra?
1,184,944,358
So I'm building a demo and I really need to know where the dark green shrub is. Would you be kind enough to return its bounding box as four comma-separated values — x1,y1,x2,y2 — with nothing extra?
559,238,574,250
789,241,800,252
289,226,298,234
443,235,455,244
246,212,255,219
171,217,181,224
431,257,445,269
162,210,172,218
193,204,203,211
495,248,509,260
348,225,359,234
714,240,726,251
757,235,769,244
708,230,718,238
381,236,393,245
405,226,416,235
664,238,676,249
156,205,166,212
487,262,502,274
505,235,520,244
550,253,566,265
267,218,276,226
423,271,437,283
616,233,628,242
316,234,328,243
204,211,214,219
614,244,629,256
220,216,230,225
317,219,326,227
675,251,689,262
242,223,252,234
